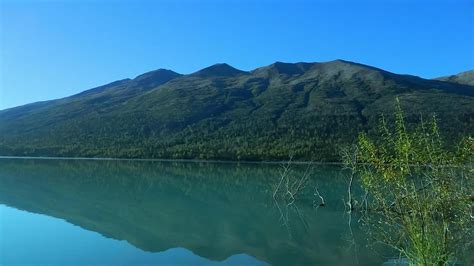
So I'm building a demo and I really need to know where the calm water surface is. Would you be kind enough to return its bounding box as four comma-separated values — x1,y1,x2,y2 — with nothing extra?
0,158,388,266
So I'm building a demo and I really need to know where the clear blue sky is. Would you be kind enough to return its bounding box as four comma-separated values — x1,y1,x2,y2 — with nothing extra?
1,0,473,110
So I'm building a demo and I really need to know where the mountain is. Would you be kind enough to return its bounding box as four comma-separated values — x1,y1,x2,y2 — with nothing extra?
435,70,474,86
191,63,248,77
0,60,473,161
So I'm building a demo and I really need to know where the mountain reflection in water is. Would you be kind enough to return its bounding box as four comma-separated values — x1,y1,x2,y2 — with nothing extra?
0,158,385,266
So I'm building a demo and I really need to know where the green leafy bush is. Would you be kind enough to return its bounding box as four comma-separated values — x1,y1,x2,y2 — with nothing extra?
344,99,473,265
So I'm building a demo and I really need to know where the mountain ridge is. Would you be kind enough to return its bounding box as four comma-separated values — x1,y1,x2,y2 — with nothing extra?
0,60,473,161
2,60,472,113
435,70,474,86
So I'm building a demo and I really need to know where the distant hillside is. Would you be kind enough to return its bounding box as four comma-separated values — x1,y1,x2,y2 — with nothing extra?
0,60,473,161
435,70,474,86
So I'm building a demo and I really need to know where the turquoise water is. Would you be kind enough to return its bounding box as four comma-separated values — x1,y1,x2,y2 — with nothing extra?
0,158,386,266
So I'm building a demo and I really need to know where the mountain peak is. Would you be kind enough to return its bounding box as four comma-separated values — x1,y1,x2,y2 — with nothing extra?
253,61,314,76
271,62,307,75
133,69,181,81
324,59,381,70
313,59,394,78
129,69,182,90
191,63,247,78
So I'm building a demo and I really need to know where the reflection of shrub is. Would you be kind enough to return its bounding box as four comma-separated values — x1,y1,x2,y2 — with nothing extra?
344,99,473,265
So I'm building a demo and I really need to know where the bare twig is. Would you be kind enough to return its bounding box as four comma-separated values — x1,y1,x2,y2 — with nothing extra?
313,185,325,207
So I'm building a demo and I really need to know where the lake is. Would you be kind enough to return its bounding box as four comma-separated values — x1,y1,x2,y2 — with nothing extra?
0,158,390,266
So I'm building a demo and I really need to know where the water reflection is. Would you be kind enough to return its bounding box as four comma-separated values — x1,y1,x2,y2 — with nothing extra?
0,158,384,265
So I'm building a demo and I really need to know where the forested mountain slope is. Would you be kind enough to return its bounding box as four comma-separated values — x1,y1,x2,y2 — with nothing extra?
1,60,473,161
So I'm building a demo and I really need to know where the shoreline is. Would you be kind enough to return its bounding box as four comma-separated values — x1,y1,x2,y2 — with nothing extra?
0,155,343,165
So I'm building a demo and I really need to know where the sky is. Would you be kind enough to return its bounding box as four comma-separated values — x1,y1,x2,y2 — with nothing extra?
0,0,473,110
